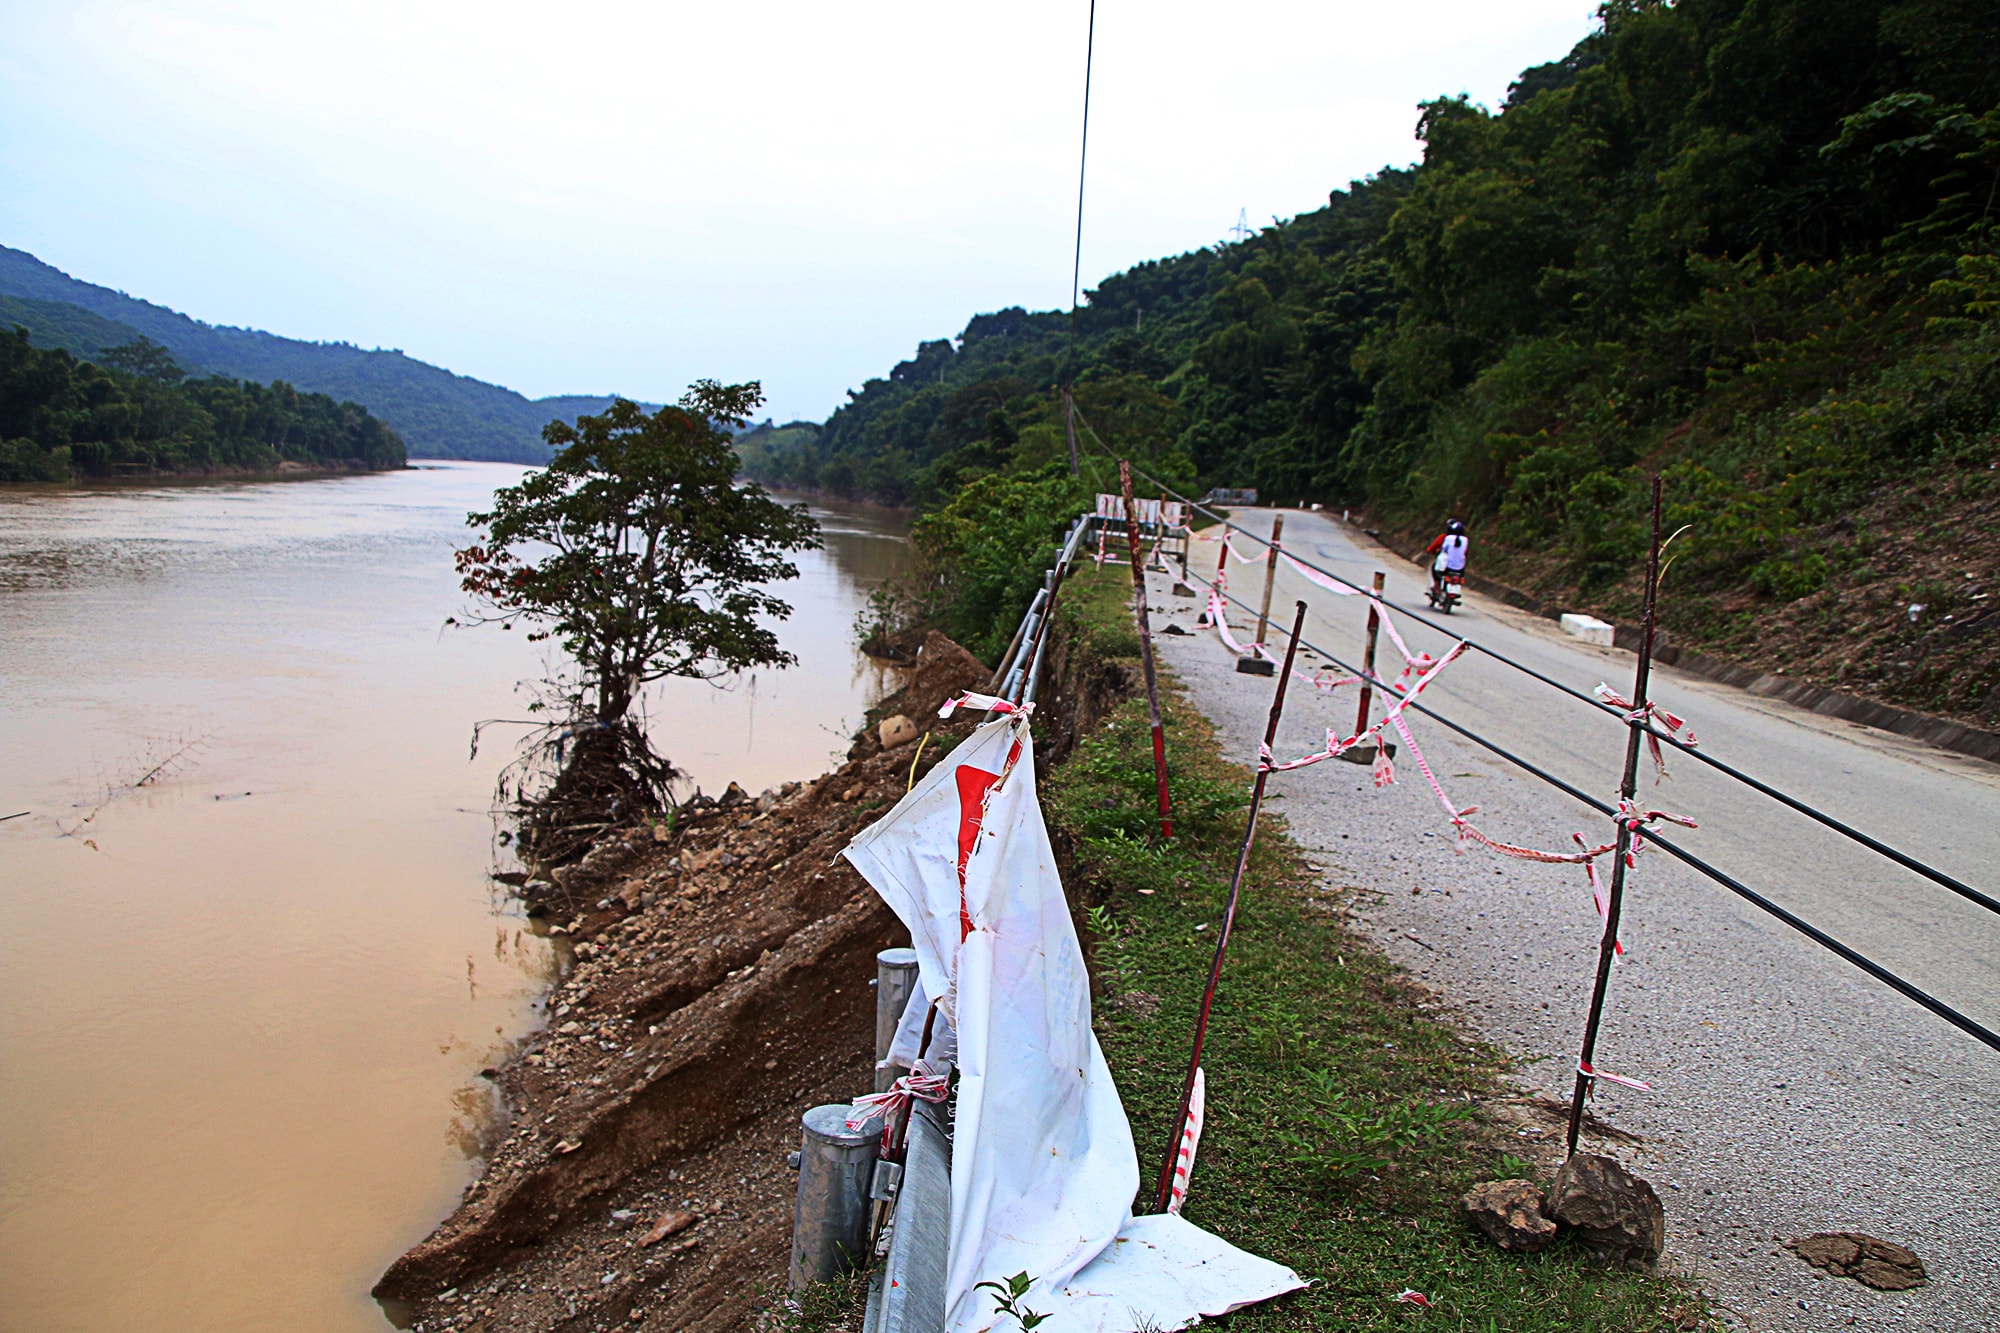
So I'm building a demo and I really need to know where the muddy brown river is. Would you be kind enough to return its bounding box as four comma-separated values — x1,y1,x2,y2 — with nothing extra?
0,463,906,1331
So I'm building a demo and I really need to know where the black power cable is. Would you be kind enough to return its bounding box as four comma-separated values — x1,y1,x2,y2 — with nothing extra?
1190,570,2000,1056
1069,423,1999,922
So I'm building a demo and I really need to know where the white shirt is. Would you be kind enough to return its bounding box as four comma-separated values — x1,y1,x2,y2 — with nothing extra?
1436,534,1468,572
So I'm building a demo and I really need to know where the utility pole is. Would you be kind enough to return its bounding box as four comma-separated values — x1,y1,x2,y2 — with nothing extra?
1063,389,1081,476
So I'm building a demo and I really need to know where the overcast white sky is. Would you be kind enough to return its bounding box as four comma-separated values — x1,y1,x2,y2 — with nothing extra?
0,1,1597,422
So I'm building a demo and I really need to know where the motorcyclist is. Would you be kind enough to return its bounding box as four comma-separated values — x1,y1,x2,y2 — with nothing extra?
1426,519,1469,599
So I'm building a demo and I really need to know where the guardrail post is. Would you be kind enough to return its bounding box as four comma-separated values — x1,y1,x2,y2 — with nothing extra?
790,1105,881,1292
874,947,920,1092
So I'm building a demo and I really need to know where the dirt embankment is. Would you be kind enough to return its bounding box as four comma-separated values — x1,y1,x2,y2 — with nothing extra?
1367,468,2000,744
375,633,990,1333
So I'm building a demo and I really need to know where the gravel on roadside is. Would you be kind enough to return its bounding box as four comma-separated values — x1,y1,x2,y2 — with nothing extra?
1147,560,1998,1333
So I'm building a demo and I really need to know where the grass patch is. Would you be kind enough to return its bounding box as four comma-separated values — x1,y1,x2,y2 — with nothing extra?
759,1266,870,1333
1044,566,1709,1331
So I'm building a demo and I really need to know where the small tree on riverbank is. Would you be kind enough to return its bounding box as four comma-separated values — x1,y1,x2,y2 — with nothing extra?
455,381,820,857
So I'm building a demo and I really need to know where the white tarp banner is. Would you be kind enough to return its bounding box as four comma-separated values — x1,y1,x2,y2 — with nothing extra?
843,711,1303,1332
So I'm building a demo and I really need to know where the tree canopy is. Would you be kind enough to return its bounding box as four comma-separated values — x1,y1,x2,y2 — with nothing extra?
739,0,2000,597
456,382,822,725
0,326,406,481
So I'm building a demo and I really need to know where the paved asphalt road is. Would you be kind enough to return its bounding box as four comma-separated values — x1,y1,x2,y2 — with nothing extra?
1140,507,1998,1333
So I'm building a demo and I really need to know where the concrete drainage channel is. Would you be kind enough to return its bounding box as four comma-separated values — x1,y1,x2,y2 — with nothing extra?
789,948,951,1332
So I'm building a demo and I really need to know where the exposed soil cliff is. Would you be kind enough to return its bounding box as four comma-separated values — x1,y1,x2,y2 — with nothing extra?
375,633,990,1333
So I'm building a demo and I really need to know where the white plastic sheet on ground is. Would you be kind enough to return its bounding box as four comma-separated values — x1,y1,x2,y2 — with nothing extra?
843,712,1304,1332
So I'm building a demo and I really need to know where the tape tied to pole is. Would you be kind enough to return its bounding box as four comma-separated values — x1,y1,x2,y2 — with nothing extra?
1165,1066,1205,1216
845,1060,951,1144
1578,1059,1651,1093
1593,682,1698,778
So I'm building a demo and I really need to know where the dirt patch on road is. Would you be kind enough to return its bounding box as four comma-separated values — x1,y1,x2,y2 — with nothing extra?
374,633,988,1333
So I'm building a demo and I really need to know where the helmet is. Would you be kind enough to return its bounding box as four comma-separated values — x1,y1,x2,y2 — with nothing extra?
1447,519,1466,535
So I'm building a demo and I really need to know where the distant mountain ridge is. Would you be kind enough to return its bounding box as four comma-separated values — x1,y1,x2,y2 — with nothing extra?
0,245,646,462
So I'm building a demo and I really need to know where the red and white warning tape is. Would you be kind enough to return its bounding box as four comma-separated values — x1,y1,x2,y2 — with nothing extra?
1166,1066,1206,1215
1196,579,1698,980
1593,682,1697,777
937,692,1032,719
1254,641,1467,772
846,1061,952,1145
1579,1059,1651,1092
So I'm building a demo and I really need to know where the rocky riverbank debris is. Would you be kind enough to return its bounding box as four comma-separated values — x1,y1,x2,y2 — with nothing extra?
373,631,993,1333
1546,1153,1666,1270
877,713,919,748
1459,1179,1557,1253
638,1211,699,1246
1786,1232,1928,1290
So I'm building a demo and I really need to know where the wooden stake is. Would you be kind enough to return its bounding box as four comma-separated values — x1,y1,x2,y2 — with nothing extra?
1153,600,1307,1213
1354,570,1386,739
1120,461,1174,839
1253,513,1285,648
1565,476,1665,1156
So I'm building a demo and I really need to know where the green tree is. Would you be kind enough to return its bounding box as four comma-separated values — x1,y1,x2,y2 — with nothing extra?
95,336,185,383
457,382,822,727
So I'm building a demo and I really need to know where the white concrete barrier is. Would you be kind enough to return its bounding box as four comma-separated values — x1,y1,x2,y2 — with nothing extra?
1559,613,1616,646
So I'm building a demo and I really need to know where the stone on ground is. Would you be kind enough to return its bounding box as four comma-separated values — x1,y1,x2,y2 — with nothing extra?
1786,1232,1927,1290
1460,1179,1557,1253
1547,1153,1666,1270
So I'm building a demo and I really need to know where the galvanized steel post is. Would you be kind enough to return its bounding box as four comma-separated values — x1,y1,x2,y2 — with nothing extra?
789,1105,881,1291
874,947,920,1092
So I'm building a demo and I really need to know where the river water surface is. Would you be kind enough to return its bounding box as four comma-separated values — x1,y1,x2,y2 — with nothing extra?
0,463,907,1331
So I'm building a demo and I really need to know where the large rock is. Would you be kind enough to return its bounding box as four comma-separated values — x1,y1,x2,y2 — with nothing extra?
878,714,920,749
1547,1153,1666,1270
1460,1179,1557,1253
1787,1233,1928,1290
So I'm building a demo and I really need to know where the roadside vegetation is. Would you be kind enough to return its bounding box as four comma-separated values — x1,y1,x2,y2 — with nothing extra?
1041,566,1709,1330
743,0,2000,730
789,567,1709,1330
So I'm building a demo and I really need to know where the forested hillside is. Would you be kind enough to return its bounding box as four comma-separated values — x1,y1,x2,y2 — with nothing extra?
0,246,636,462
0,329,405,481
750,0,2000,730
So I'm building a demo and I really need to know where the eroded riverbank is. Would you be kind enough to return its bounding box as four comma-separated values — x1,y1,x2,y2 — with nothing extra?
375,635,990,1332
0,467,910,1332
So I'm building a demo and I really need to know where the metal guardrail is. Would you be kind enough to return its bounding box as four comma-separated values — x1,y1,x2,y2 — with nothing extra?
986,510,1192,710
861,1099,951,1333
830,505,1193,1331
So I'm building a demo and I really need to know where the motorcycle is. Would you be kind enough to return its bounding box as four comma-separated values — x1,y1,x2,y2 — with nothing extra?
1427,567,1464,614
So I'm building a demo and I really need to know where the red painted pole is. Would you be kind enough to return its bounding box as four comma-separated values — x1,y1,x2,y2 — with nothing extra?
1153,600,1307,1213
1120,460,1174,840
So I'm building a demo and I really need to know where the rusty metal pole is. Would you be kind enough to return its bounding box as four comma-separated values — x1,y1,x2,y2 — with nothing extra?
1153,601,1308,1213
1565,476,1665,1157
1120,460,1174,839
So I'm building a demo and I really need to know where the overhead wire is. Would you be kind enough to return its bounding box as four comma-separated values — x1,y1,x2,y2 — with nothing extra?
1058,0,1100,479
1190,569,2000,1056
1063,402,1997,919
1068,0,1098,358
